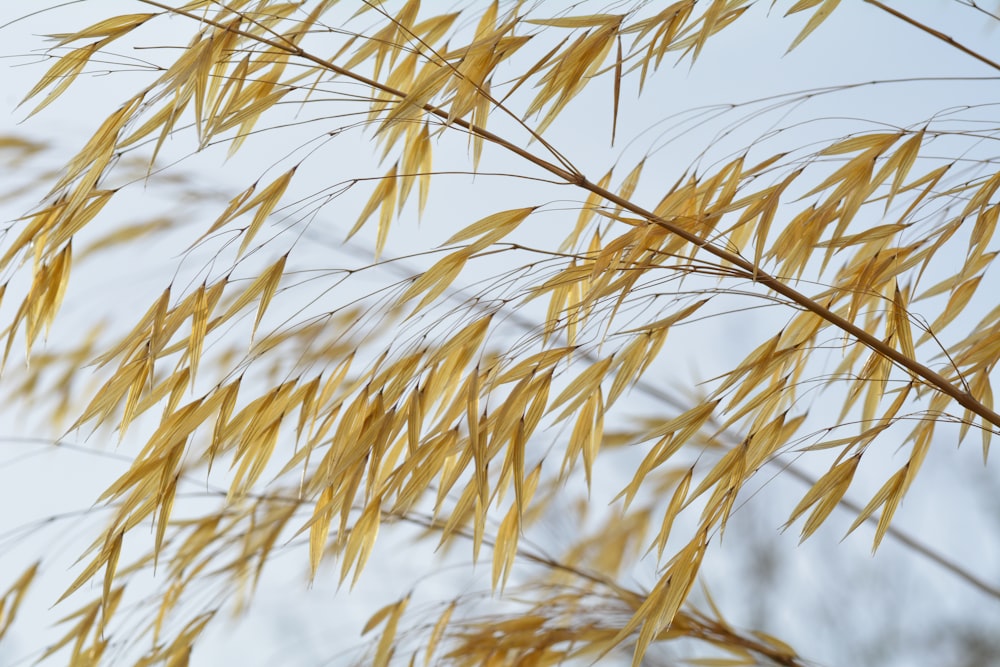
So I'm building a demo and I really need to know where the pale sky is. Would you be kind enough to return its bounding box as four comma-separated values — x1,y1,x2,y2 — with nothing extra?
1,2,999,666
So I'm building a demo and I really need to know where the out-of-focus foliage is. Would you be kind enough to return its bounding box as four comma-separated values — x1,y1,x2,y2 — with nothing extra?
0,1,998,665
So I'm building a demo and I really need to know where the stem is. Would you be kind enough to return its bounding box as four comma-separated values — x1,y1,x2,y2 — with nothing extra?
864,0,1000,73
137,0,583,185
141,0,1000,433
328,227,1000,603
782,465,1000,601
579,177,1000,431
142,0,1000,596
393,509,811,667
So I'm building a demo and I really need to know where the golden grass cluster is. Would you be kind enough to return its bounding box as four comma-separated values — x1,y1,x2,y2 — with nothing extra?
1,1,998,665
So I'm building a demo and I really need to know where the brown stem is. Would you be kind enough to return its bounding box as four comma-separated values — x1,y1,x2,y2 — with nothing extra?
137,0,1000,600
137,0,584,185
140,0,1000,434
393,509,811,667
864,0,1000,72
329,227,1000,603
579,176,1000,429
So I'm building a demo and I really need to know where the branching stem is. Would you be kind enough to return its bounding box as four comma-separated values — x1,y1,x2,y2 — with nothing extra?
138,0,1000,435
579,177,1000,432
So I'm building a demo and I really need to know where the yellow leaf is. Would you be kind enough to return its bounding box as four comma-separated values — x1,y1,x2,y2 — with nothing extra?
785,0,840,53
443,207,536,254
651,468,692,558
424,601,455,664
340,501,381,587
891,283,916,359
526,14,624,28
492,502,520,592
309,486,336,578
187,283,209,382
48,13,156,47
785,455,859,541
846,466,907,551
373,596,409,667
348,163,398,258
548,355,614,416
154,476,176,571
819,131,901,156
237,167,296,257
21,43,100,116
398,249,468,314
217,255,288,334
0,562,39,641
620,299,710,335
251,253,287,340
494,346,575,385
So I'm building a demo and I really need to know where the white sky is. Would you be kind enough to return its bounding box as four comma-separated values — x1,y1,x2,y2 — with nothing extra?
1,2,999,666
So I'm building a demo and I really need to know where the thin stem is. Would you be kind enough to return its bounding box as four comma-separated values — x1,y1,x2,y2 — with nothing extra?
393,509,810,667
136,0,583,185
324,228,1000,603
362,0,582,178
141,0,1000,433
579,176,1000,431
137,0,999,608
782,464,1000,601
864,0,1000,72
